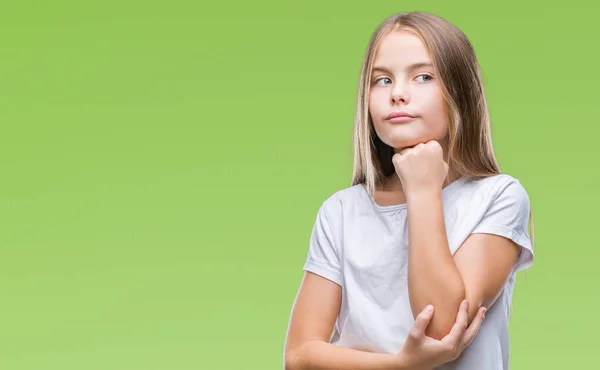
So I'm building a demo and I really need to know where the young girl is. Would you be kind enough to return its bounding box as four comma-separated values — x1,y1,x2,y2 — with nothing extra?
284,12,534,370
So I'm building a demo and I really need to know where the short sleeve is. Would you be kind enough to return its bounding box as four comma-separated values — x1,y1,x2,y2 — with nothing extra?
302,201,343,286
471,180,534,274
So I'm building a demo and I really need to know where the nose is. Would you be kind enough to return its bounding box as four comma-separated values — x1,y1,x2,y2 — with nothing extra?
391,83,409,105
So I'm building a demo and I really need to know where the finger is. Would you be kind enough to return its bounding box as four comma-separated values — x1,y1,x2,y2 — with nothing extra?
409,305,434,339
426,140,441,148
459,307,486,348
392,153,402,167
441,300,469,345
399,148,410,156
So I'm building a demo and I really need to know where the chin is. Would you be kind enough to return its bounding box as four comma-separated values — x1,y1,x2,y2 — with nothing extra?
384,137,427,150
377,126,422,148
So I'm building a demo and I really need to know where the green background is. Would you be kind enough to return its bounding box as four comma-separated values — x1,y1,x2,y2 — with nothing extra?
1,1,597,369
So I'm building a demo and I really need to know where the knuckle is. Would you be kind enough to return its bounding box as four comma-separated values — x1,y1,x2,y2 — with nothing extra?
408,330,420,341
443,343,456,353
447,348,460,360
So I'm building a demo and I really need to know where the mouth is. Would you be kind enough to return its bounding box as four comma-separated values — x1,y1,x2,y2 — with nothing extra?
387,115,415,123
386,112,416,123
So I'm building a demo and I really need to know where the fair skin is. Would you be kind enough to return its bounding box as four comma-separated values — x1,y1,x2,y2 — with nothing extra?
283,28,517,370
284,272,485,370
370,29,521,339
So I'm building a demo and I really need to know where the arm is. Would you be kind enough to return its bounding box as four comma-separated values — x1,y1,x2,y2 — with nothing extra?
288,187,490,369
284,272,486,370
406,183,528,340
406,191,467,340
284,272,413,370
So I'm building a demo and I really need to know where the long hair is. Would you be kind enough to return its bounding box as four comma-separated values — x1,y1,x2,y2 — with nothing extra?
350,12,535,252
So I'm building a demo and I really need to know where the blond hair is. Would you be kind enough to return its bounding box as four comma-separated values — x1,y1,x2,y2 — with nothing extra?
350,12,535,252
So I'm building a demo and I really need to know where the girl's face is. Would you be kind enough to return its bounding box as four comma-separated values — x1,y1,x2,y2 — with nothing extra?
369,30,449,152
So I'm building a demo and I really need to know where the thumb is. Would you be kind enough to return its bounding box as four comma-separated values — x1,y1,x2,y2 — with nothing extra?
411,305,434,338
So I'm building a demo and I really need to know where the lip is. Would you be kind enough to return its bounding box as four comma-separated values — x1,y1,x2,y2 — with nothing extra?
386,111,416,123
386,111,415,119
389,116,415,123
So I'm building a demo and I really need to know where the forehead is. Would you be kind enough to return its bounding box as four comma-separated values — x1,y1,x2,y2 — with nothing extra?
373,30,431,64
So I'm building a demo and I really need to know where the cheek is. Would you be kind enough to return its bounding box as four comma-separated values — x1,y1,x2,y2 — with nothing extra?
422,93,449,134
368,90,381,113
368,91,384,123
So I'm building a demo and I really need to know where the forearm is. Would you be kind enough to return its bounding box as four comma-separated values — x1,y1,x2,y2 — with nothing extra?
286,340,424,370
406,191,466,339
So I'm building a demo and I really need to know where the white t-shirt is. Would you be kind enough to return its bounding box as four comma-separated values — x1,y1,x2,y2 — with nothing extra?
302,174,534,370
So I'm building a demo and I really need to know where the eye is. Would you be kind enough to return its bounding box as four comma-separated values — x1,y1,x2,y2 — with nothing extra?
373,77,392,86
415,74,433,83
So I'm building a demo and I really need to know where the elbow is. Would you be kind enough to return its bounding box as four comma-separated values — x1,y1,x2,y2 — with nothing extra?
426,319,457,341
284,350,299,370
284,343,307,370
426,286,467,340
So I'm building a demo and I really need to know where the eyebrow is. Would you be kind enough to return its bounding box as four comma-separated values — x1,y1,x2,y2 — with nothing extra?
372,62,433,74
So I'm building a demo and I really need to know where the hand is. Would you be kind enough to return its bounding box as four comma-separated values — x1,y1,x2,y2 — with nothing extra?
391,141,448,198
394,300,486,370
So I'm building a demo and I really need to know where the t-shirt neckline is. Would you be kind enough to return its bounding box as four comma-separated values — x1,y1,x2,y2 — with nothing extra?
361,177,467,212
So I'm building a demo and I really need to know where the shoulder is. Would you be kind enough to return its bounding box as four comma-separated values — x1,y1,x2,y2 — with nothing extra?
316,184,368,217
449,174,531,220
459,174,531,226
462,174,529,203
